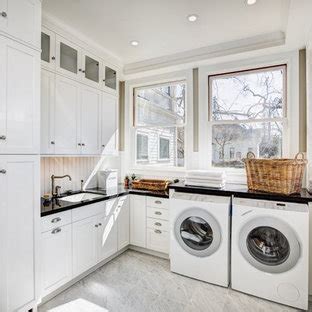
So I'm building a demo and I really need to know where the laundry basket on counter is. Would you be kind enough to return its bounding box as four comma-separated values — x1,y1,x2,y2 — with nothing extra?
243,152,307,195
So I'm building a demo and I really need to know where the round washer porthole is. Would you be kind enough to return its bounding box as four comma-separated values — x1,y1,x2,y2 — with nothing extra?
239,216,300,274
175,207,222,257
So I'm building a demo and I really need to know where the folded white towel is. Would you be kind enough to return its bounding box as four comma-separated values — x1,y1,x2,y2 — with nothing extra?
186,170,226,179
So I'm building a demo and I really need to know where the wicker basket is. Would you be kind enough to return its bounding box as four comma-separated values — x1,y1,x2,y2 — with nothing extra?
243,152,307,195
131,179,171,191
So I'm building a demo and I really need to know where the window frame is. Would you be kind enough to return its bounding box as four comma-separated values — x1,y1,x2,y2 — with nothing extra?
208,64,288,170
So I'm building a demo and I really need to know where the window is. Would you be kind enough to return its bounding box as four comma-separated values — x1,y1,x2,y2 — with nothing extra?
209,65,286,169
134,81,186,167
136,133,148,161
159,136,170,160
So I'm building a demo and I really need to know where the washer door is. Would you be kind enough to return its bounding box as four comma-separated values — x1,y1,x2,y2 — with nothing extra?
175,207,222,257
239,216,300,273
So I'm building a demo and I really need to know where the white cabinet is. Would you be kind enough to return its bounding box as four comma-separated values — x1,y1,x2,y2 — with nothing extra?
73,215,98,277
41,224,72,297
0,155,39,312
82,50,102,89
130,195,146,248
80,85,101,155
146,228,169,254
0,37,40,154
41,26,56,71
0,0,41,47
117,196,130,250
54,75,81,154
101,92,118,155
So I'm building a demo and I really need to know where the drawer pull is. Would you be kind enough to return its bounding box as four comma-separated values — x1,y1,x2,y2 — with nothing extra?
154,229,162,234
51,228,61,234
154,222,162,227
51,217,61,223
155,200,162,204
155,211,162,215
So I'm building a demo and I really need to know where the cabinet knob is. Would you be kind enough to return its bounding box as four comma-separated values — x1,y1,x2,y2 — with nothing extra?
103,79,106,82
82,70,85,73
51,56,55,60
0,169,6,174
154,229,162,234
81,143,85,146
78,143,81,146
1,12,7,18
79,69,82,72
98,223,102,226
0,135,6,140
51,141,55,145
95,224,99,227
102,144,105,147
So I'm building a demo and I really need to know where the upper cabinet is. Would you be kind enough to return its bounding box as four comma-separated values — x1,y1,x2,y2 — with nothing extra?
0,37,40,154
0,0,41,48
40,29,119,95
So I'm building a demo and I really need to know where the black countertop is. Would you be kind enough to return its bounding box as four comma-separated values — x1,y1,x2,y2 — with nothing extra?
41,185,169,217
168,182,312,204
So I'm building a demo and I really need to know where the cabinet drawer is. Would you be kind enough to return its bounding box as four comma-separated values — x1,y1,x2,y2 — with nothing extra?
147,218,169,231
72,202,105,223
147,228,169,254
147,207,169,221
41,210,72,233
146,197,169,210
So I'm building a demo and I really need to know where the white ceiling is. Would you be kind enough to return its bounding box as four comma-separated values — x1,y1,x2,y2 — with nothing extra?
42,0,290,65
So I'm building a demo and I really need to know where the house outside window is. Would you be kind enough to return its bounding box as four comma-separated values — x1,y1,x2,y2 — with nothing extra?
136,133,148,161
134,81,186,167
209,65,286,169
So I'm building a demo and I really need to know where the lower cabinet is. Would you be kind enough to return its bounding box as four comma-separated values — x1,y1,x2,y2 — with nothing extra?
146,228,169,254
117,196,130,250
41,224,72,297
130,195,146,248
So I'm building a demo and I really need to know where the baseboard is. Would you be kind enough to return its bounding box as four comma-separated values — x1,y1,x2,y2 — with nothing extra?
129,245,169,259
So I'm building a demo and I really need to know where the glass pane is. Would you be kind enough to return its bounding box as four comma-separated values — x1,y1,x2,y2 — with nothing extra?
212,121,283,168
41,32,50,62
247,226,290,266
137,133,148,160
159,137,170,159
135,127,184,167
105,66,117,90
60,42,78,74
210,66,285,121
85,56,99,83
135,82,186,127
180,216,213,251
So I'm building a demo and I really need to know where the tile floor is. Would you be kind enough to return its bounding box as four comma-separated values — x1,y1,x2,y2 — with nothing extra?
39,250,309,312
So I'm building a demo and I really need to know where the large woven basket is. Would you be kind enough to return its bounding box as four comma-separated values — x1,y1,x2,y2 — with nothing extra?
131,179,171,191
243,152,307,195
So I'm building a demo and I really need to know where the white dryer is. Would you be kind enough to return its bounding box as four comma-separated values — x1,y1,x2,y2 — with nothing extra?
231,198,309,310
170,192,231,287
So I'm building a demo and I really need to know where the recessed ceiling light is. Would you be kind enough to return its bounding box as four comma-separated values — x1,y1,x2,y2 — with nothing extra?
246,0,257,5
187,14,198,22
130,40,139,46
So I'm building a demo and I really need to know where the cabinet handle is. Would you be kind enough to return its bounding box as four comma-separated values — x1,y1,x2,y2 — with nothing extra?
155,211,162,215
79,69,82,72
51,141,55,145
98,223,102,226
51,228,62,234
78,143,81,146
103,79,106,82
154,222,162,227
154,229,162,234
81,143,85,146
95,224,99,227
1,12,7,18
51,56,55,60
51,217,61,223
0,169,6,174
0,135,6,140
102,144,105,147
82,70,85,73
155,200,162,204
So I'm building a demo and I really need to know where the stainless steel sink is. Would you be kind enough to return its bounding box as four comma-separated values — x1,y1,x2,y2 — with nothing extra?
60,192,104,203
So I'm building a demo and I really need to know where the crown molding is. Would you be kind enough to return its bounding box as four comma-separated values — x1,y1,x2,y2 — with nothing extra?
123,31,286,75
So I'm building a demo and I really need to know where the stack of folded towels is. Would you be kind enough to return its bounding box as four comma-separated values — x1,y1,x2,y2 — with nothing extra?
185,170,226,189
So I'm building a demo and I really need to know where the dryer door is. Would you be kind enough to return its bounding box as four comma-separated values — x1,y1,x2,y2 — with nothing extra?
239,216,300,273
174,208,221,257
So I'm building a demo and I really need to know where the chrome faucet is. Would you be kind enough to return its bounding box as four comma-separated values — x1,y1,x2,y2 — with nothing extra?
51,174,72,197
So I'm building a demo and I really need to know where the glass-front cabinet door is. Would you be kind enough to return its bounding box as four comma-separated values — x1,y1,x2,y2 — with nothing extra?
41,27,56,70
56,35,81,80
82,51,101,88
103,65,117,94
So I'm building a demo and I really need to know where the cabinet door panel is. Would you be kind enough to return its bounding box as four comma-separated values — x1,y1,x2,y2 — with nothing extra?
0,155,39,312
41,27,56,71
147,228,169,254
54,75,80,154
0,0,41,47
130,195,146,248
41,69,55,154
103,65,117,94
41,224,72,297
101,92,117,155
82,51,101,89
117,196,130,250
73,216,97,277
97,213,118,262
80,86,100,155
0,38,40,154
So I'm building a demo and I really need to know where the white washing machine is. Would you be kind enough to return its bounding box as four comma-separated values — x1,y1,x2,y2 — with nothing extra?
170,192,231,287
231,198,309,310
